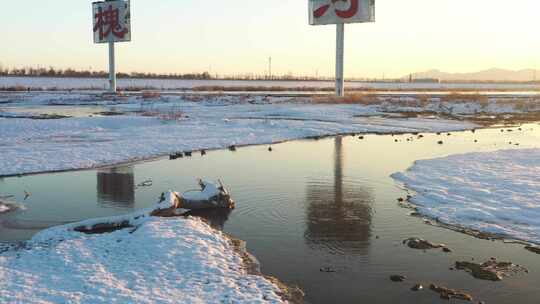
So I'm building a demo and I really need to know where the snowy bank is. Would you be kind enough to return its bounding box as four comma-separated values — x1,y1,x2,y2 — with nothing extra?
0,204,10,213
0,94,478,176
0,194,290,304
392,149,540,244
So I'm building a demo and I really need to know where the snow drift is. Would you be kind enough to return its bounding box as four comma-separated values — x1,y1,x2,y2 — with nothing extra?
0,194,287,303
392,149,540,244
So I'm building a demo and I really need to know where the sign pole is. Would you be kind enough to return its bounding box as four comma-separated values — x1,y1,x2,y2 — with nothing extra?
335,23,345,97
93,0,130,94
309,0,374,97
108,41,116,94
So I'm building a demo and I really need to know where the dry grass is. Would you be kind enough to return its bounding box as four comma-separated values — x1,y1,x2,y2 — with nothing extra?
415,94,432,107
0,85,31,91
192,85,335,92
137,101,184,121
0,86,97,92
513,100,531,111
182,95,205,102
139,110,184,121
440,93,489,105
311,93,381,105
141,91,161,99
122,86,171,92
489,97,540,112
192,85,540,93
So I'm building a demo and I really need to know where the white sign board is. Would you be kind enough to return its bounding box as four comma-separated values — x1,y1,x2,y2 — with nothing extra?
93,0,131,44
309,0,375,25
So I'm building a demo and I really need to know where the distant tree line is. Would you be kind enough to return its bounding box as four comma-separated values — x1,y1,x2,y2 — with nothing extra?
0,65,419,82
0,66,213,80
0,65,342,81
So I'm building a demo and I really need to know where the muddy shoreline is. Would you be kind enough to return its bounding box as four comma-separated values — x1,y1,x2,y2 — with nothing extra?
228,236,305,303
397,184,540,252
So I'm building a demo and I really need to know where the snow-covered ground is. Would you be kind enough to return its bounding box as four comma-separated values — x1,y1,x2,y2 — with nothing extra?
0,93,480,176
392,149,540,244
0,198,22,214
0,195,286,304
0,204,10,213
3,76,540,91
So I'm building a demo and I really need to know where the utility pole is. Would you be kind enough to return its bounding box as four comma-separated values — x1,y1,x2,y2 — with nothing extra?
268,57,272,80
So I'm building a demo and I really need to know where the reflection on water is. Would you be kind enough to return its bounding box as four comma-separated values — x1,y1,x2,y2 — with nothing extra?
305,137,374,255
0,218,68,231
183,209,232,231
97,167,135,208
2,125,540,304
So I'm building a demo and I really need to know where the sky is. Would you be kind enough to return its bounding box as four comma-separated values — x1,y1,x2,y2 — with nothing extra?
1,0,539,78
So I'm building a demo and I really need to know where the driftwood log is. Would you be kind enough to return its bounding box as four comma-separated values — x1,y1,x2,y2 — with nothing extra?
152,180,235,217
75,180,235,233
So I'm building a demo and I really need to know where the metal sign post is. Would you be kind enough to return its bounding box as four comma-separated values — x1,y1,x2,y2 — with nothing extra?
92,0,131,94
108,41,116,93
335,23,345,97
309,0,375,97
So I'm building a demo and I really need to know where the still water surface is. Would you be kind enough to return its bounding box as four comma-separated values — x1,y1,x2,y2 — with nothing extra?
1,125,540,303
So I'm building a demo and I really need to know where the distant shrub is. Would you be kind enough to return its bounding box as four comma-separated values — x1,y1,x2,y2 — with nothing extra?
311,93,380,105
440,93,488,104
192,86,335,92
0,85,30,91
142,91,161,99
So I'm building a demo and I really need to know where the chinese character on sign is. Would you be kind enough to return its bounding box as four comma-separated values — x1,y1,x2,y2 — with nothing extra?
94,5,128,40
314,0,359,19
309,0,375,25
92,0,131,44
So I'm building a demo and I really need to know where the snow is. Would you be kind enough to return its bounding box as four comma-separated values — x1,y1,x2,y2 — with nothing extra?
0,204,10,213
3,76,540,91
378,97,540,115
0,194,286,304
0,94,479,176
0,199,23,214
392,149,540,244
183,181,220,202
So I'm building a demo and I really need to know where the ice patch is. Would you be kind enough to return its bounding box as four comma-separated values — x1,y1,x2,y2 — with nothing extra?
392,148,540,244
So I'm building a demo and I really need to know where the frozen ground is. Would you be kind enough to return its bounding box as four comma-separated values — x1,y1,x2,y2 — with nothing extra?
3,76,540,91
0,93,482,176
0,194,286,304
392,149,540,244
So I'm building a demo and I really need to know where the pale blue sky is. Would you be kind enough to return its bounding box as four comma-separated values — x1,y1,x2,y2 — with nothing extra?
1,0,539,78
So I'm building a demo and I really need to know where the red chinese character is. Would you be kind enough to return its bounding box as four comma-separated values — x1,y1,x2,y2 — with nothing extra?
93,4,128,41
314,0,359,19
